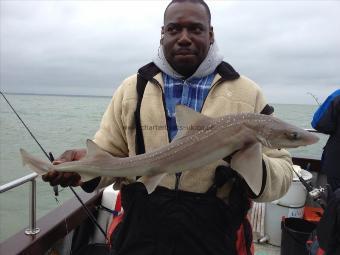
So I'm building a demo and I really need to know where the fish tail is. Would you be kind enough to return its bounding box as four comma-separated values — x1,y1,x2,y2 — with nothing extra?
20,148,52,175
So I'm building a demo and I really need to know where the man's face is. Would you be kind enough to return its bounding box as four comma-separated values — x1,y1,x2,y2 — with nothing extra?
162,2,214,77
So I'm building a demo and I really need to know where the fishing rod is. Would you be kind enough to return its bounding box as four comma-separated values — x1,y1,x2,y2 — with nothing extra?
307,92,321,106
0,90,108,240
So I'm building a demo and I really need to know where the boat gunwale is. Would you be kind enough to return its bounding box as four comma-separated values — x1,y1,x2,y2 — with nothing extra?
0,190,102,255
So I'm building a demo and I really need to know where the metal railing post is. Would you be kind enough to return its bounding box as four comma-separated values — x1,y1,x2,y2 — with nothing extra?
24,179,40,235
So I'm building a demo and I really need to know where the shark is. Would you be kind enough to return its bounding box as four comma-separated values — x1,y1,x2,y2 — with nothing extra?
20,105,319,193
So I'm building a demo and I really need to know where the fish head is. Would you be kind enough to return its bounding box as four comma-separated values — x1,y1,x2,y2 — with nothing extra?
249,115,319,149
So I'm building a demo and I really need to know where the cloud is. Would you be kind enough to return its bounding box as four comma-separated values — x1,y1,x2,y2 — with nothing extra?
1,0,339,104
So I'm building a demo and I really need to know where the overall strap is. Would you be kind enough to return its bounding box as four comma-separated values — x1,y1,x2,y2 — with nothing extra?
134,75,148,155
134,62,161,155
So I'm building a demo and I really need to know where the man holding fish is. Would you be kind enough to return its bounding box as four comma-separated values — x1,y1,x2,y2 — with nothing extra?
38,0,317,254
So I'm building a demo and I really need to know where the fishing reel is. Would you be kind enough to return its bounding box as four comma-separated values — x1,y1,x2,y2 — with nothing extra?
291,164,330,209
309,186,327,200
308,185,329,209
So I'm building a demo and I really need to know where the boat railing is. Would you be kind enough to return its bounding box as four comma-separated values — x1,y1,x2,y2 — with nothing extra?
304,128,319,133
0,172,40,235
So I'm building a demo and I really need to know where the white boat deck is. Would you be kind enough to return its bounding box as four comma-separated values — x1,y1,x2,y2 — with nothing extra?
254,243,280,255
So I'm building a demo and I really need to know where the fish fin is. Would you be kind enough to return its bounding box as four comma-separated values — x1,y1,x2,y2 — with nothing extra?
138,173,167,194
174,105,213,139
20,148,51,175
86,139,113,158
230,142,263,195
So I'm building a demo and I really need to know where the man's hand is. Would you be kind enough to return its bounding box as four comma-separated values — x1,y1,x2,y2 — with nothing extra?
42,148,86,187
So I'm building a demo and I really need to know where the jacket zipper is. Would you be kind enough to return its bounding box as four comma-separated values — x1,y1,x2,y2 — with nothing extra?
199,77,226,112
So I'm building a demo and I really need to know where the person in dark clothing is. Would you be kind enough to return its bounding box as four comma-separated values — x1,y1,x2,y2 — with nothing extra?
312,89,340,191
317,187,340,255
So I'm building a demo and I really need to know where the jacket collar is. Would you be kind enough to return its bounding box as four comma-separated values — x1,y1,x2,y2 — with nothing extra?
138,61,240,87
216,62,240,81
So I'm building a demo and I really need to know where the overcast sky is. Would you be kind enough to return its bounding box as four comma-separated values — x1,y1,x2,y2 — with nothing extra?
0,1,339,104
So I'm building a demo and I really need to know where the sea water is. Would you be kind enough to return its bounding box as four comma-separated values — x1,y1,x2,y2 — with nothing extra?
0,94,327,241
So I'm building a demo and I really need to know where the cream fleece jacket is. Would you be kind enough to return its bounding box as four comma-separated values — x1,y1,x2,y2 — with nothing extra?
93,72,293,202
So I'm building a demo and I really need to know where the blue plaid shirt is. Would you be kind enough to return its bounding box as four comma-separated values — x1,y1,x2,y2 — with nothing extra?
163,73,215,141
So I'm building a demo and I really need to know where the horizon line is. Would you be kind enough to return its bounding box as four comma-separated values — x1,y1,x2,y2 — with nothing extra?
1,91,318,106
1,91,111,99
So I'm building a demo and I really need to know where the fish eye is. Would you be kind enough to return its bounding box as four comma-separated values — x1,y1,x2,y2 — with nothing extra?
286,132,300,140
